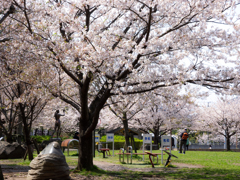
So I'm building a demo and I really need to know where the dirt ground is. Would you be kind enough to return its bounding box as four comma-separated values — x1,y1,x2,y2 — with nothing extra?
1,160,203,180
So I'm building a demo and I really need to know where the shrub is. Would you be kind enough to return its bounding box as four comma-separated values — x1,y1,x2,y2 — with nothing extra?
99,135,143,150
31,135,51,143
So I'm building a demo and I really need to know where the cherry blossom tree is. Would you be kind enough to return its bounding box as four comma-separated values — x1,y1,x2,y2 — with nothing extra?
196,97,240,150
0,0,52,160
0,81,47,160
35,98,79,135
102,94,146,149
133,86,196,144
1,0,240,170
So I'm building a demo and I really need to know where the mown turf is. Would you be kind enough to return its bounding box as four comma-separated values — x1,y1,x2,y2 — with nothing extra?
1,150,240,179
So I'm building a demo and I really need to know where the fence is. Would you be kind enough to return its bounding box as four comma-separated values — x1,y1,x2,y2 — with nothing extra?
188,143,240,150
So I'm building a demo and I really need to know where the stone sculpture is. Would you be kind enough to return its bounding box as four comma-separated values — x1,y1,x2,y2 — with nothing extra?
27,141,71,180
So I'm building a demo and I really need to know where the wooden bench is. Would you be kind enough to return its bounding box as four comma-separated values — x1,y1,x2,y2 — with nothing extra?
61,139,79,156
98,148,111,158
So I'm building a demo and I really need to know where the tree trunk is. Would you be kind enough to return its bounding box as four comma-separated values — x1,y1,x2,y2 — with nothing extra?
153,129,159,145
226,134,231,151
26,141,34,160
19,103,34,160
0,165,4,180
77,127,93,171
6,134,13,143
122,112,130,150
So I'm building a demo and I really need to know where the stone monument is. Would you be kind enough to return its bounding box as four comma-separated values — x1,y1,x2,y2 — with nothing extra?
0,141,26,159
27,141,70,180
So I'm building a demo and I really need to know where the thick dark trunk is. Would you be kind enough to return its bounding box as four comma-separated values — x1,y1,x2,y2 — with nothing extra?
6,134,13,143
153,129,159,145
0,165,4,180
19,103,34,160
77,128,93,171
226,135,231,151
25,136,33,160
123,121,130,149
122,113,130,150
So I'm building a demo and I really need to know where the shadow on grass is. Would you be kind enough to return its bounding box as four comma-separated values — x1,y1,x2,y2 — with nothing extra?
73,166,240,180
70,153,79,156
72,165,155,179
1,164,30,173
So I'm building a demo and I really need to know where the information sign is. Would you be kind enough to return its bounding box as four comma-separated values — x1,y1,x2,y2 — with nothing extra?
161,135,171,146
106,133,114,142
95,134,100,142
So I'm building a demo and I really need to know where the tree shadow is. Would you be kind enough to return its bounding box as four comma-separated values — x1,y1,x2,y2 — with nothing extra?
73,166,240,180
1,164,30,173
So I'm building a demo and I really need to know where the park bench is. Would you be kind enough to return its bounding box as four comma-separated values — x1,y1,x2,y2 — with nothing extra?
61,139,79,156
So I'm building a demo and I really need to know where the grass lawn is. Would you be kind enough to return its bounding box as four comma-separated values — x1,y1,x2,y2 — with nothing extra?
64,149,240,179
1,149,240,179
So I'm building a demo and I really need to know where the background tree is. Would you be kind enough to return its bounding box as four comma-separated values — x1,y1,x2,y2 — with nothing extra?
35,98,79,136
133,86,195,144
196,97,240,151
103,94,146,149
0,82,48,160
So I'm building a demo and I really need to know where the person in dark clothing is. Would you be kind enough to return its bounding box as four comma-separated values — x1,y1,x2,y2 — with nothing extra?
179,128,189,154
73,132,79,140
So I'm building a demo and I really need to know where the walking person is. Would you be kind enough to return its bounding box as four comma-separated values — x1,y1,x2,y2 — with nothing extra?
52,109,65,138
179,128,189,154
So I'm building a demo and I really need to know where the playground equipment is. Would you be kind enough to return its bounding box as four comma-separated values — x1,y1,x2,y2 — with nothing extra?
61,139,79,156
118,146,133,164
163,150,178,167
98,148,111,158
118,148,125,163
145,151,158,168
116,147,162,165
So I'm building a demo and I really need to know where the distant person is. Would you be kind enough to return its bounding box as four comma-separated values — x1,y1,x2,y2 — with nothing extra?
186,138,189,150
52,109,65,138
73,132,79,140
209,145,212,149
179,128,189,154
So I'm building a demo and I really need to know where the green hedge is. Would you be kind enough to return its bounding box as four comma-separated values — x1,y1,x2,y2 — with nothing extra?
99,135,143,150
31,135,52,143
99,141,143,150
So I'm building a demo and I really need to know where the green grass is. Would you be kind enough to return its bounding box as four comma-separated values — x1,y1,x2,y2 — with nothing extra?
1,150,240,179
91,150,240,179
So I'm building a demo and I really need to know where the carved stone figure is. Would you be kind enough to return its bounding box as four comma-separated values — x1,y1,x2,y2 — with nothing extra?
27,141,70,180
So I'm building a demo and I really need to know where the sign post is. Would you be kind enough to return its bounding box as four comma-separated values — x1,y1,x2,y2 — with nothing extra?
95,134,100,155
106,133,114,156
161,135,171,164
143,134,152,161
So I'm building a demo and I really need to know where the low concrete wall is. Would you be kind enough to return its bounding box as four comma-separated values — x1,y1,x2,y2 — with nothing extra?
188,149,240,152
188,144,240,150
